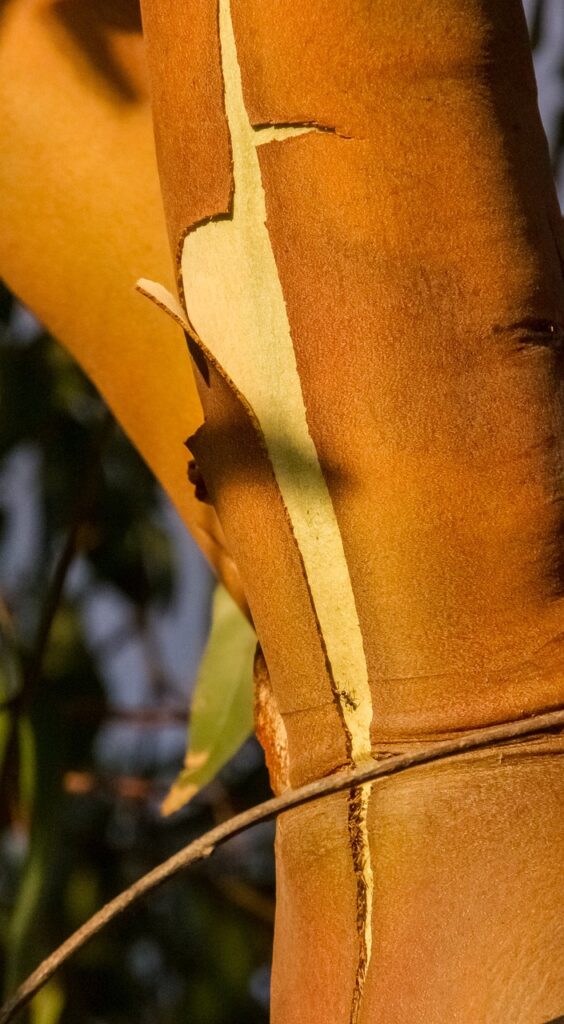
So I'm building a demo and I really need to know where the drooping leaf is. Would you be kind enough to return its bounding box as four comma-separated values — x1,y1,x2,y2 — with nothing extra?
5,701,64,997
0,0,244,606
163,584,256,815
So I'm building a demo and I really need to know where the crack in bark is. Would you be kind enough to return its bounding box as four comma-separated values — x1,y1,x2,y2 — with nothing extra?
348,783,374,1024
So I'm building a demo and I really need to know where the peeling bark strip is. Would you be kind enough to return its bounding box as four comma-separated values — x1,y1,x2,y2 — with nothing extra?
184,2,377,1011
142,0,376,1012
253,645,291,795
180,0,374,766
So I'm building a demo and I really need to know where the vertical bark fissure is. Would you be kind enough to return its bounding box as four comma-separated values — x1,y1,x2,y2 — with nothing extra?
347,783,374,1024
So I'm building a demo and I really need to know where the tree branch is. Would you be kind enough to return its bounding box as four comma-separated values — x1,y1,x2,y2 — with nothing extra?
21,411,114,710
1,706,563,1023
0,412,114,812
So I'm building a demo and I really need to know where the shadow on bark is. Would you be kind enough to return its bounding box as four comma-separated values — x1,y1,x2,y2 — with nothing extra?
53,0,143,102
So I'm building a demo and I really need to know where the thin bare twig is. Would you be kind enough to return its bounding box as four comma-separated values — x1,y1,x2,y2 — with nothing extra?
61,700,189,726
63,770,164,801
0,413,114,809
21,412,114,709
1,706,563,1023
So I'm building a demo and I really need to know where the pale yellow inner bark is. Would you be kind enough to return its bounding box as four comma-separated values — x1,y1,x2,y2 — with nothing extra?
180,0,373,766
181,7,375,1015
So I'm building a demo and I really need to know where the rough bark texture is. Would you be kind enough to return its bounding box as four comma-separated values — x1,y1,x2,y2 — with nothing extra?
142,0,564,1019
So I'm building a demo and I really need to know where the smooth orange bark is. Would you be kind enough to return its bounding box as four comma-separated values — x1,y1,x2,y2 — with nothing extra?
1,0,563,1018
141,0,564,1020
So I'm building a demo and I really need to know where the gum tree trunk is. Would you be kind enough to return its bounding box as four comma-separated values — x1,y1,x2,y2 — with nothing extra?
140,1,564,1020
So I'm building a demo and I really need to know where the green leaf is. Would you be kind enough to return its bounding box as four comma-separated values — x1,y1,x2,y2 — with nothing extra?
31,981,65,1024
5,701,64,996
163,584,256,815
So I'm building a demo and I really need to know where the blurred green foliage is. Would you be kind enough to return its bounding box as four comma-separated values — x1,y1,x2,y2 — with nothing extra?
0,283,273,1024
